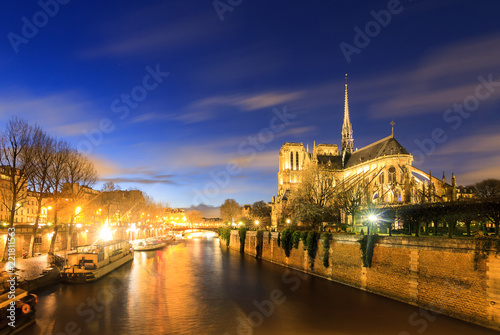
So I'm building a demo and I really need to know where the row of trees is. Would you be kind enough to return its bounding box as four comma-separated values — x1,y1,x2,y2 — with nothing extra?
220,199,271,228
0,117,97,259
281,161,500,236
396,179,500,237
282,164,362,229
95,182,167,226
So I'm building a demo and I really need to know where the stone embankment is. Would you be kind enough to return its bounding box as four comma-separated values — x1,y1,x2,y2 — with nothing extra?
221,230,500,331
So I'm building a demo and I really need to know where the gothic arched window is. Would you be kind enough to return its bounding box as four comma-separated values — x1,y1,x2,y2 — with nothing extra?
395,189,402,202
388,166,396,184
379,172,385,184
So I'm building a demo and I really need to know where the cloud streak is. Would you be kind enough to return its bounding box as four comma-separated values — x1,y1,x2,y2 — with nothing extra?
79,6,226,59
0,88,99,137
358,33,500,118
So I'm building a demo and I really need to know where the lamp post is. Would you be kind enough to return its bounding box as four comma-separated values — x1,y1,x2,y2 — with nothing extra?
368,214,377,235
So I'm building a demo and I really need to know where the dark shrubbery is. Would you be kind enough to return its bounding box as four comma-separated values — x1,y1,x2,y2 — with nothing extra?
218,227,232,247
238,227,248,253
321,233,332,268
280,228,295,257
358,234,379,268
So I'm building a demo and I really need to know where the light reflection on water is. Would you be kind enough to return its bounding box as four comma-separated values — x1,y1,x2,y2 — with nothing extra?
21,236,498,335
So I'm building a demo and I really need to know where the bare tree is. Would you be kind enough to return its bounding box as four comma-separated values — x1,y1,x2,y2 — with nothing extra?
185,210,203,224
220,199,241,224
100,181,118,224
27,129,55,256
288,164,339,229
0,117,37,260
475,179,500,236
48,140,71,254
63,151,97,250
336,169,382,229
474,179,500,198
250,201,271,227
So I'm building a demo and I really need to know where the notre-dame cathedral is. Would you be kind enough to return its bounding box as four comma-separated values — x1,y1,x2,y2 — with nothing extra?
271,76,461,228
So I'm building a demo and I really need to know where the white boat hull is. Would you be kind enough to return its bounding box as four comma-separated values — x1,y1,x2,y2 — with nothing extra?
133,242,166,251
60,252,134,284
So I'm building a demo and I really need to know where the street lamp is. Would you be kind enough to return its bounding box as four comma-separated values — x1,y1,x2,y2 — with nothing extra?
286,219,291,224
368,214,377,235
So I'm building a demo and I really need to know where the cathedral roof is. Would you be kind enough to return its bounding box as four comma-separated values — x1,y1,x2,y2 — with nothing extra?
344,135,410,168
316,155,343,169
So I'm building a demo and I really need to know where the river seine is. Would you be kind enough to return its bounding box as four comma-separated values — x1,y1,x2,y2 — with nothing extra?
21,236,498,335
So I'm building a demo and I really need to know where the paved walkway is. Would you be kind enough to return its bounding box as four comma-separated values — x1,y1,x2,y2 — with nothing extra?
0,254,55,281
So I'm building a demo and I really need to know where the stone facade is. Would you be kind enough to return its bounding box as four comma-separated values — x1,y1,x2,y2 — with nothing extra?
0,225,165,257
222,231,500,331
271,80,463,228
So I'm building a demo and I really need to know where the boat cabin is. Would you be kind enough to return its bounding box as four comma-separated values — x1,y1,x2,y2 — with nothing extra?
66,240,130,270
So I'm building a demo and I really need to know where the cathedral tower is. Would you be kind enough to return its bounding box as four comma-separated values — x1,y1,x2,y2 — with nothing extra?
342,74,354,154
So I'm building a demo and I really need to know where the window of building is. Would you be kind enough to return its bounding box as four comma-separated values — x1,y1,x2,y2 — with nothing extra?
388,166,396,184
295,151,299,170
379,172,384,184
35,236,42,244
395,189,402,202
290,152,293,170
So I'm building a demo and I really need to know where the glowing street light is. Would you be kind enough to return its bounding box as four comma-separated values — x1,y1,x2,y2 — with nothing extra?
255,220,259,226
98,226,113,242
367,214,378,235
286,219,291,224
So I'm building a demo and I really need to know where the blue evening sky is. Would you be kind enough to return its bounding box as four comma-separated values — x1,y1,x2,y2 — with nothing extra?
1,0,499,214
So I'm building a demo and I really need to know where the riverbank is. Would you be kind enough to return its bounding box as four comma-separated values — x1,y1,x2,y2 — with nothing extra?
221,230,500,332
1,254,60,293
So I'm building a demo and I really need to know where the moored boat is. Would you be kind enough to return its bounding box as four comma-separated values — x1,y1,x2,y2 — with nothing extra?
0,287,37,335
60,240,133,284
160,235,174,244
132,239,166,251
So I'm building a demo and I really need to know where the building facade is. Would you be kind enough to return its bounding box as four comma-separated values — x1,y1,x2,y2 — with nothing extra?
271,76,460,228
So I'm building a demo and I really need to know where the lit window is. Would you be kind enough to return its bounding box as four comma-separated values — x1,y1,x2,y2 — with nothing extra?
388,166,396,184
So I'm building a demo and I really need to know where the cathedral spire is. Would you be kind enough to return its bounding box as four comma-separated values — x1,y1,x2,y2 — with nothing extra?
342,74,353,154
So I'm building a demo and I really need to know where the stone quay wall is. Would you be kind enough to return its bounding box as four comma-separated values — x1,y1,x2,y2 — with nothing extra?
224,230,500,331
0,225,166,257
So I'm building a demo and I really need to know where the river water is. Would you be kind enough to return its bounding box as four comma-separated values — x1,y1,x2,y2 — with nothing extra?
21,236,498,335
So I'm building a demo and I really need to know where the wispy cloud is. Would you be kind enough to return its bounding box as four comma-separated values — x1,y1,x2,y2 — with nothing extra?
99,176,176,185
188,91,304,112
182,204,220,217
437,132,500,156
431,129,500,185
130,90,310,126
91,155,178,186
356,33,500,118
458,157,500,185
79,7,226,59
0,88,99,137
